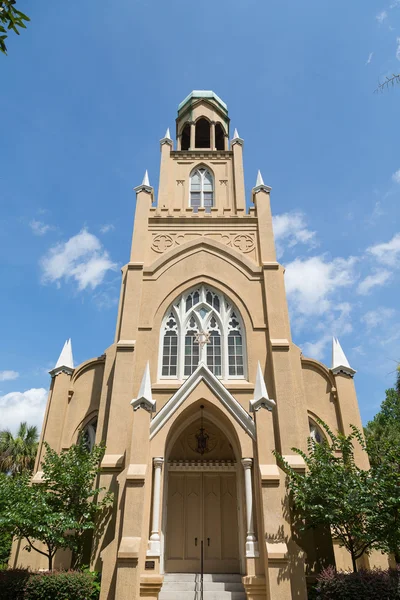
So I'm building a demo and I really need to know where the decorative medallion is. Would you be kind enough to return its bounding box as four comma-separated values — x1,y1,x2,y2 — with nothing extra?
232,234,255,253
152,234,174,253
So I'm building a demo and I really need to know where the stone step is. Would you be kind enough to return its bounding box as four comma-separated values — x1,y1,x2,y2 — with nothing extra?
159,593,246,600
162,581,244,592
163,573,242,583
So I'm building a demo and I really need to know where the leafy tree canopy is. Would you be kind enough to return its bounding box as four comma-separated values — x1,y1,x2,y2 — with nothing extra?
275,421,376,573
0,438,112,570
0,1,30,55
0,422,39,476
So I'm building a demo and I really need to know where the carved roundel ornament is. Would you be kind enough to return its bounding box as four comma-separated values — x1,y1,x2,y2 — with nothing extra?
152,234,174,253
232,234,255,253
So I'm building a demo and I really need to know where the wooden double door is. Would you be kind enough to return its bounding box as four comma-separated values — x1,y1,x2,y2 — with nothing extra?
165,471,240,573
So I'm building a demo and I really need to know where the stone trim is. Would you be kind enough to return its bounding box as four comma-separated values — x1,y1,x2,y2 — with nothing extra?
126,464,147,481
266,540,289,561
270,339,290,349
116,340,136,350
283,455,306,473
168,459,236,472
117,536,141,559
100,454,125,470
260,464,280,483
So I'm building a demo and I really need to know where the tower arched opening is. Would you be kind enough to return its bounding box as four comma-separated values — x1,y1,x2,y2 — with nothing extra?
215,122,225,150
195,118,211,148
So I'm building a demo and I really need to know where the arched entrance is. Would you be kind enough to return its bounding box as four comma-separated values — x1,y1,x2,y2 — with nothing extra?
162,403,243,574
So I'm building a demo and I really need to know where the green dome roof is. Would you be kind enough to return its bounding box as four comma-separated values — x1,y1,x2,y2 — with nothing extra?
178,90,228,113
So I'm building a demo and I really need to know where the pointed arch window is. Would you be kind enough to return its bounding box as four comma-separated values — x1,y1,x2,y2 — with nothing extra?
190,168,214,213
81,418,97,452
159,286,247,380
308,418,326,444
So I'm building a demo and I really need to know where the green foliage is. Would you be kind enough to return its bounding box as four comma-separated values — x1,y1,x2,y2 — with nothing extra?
365,367,400,462
364,368,400,563
311,565,400,600
25,570,100,600
0,568,30,600
0,569,100,600
0,438,112,570
275,420,374,572
0,422,39,476
0,1,30,55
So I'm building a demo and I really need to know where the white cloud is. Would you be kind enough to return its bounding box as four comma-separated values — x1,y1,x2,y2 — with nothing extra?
0,370,19,381
362,307,396,330
0,388,47,434
397,37,400,61
41,228,118,291
357,270,392,294
376,10,388,23
284,255,356,317
302,334,332,361
392,169,400,183
367,233,400,266
100,224,115,234
366,52,374,65
272,211,317,258
29,219,52,236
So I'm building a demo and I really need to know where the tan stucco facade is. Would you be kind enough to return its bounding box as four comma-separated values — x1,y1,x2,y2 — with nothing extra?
10,91,388,598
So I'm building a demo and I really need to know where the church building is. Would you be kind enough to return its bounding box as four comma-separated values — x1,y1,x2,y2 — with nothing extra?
11,91,380,599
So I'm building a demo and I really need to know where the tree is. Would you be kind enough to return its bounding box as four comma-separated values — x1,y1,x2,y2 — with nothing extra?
364,366,400,459
365,367,400,564
0,422,39,475
0,0,30,55
376,74,400,92
367,439,400,565
275,421,375,572
0,438,112,570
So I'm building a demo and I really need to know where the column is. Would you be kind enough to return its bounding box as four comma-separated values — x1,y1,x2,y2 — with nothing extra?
242,458,259,557
210,121,216,150
190,122,195,150
147,457,164,556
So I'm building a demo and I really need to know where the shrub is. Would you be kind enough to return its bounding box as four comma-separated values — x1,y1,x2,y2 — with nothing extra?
0,568,30,600
312,565,400,600
0,569,100,600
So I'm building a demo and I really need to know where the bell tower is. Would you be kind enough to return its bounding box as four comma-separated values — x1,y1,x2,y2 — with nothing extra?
156,90,247,216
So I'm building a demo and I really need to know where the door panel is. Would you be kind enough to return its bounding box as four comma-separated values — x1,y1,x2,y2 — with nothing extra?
165,471,240,573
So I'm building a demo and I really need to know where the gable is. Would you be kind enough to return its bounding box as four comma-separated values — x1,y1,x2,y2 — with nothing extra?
150,362,256,440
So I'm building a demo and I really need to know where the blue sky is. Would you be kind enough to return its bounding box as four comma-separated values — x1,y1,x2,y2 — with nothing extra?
1,0,400,433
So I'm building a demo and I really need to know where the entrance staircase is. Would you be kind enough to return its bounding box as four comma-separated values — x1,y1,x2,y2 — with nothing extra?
159,573,246,600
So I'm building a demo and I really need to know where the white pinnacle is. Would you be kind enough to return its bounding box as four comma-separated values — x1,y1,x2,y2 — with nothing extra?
331,337,356,376
54,339,74,370
131,361,156,412
256,170,264,187
165,128,171,139
233,128,240,139
142,170,150,187
250,362,276,412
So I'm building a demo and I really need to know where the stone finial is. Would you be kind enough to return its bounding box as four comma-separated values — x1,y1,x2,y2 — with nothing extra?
253,170,272,194
231,128,244,147
131,362,156,412
134,170,153,194
50,339,74,377
331,337,356,377
250,362,276,412
160,128,173,147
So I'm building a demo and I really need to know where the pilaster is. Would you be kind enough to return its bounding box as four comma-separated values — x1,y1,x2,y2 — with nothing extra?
232,131,246,213
333,373,369,469
157,131,173,210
